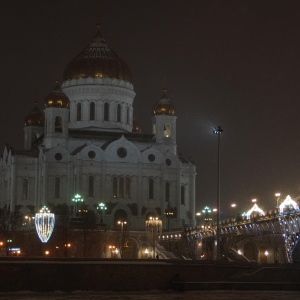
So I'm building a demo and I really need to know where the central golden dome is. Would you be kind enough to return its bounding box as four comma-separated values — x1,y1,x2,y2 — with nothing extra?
63,25,132,82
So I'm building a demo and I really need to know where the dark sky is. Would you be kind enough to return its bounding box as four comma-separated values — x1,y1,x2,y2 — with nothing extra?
1,0,300,217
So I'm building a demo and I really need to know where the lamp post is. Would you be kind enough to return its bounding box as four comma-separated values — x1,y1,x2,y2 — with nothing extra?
72,194,84,216
97,202,107,223
24,214,34,256
117,220,127,258
202,206,212,226
196,212,201,226
146,217,162,259
213,125,223,260
275,193,281,209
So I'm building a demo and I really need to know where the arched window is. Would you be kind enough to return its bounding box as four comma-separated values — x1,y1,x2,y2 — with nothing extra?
90,102,95,120
125,177,130,198
165,182,170,202
113,177,118,197
181,185,185,205
164,123,171,137
55,177,60,198
126,107,130,125
88,175,94,197
104,102,109,121
23,179,29,200
55,116,62,132
119,177,124,198
149,178,154,199
117,104,121,122
77,103,82,121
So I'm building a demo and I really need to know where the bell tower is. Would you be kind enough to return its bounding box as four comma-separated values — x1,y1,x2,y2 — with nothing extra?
43,81,70,149
152,89,177,154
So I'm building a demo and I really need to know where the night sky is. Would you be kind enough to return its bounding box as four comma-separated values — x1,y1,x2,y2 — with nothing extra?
2,0,300,217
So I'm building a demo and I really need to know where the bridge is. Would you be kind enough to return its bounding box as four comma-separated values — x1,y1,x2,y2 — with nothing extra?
176,195,300,263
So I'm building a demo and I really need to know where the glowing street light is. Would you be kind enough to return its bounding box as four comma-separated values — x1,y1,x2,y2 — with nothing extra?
275,193,281,208
72,194,84,215
97,202,107,223
213,125,223,261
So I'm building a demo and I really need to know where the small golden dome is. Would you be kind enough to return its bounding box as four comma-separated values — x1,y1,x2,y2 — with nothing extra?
24,102,44,127
132,120,142,133
152,89,176,116
63,24,132,82
44,81,70,108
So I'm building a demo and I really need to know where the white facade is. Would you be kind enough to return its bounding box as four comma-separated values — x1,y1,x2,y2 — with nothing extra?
0,26,196,231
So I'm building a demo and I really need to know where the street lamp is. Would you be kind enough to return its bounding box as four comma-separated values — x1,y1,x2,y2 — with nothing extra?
117,220,127,258
213,125,223,261
275,193,281,209
196,212,201,226
24,215,34,256
202,206,212,225
97,202,107,223
72,194,84,216
145,217,162,258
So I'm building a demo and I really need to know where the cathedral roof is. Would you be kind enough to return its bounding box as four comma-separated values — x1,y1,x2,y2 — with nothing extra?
24,102,44,127
63,24,132,83
44,81,70,108
152,89,176,116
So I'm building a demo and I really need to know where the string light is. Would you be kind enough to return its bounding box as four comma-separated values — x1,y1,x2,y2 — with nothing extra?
35,206,55,243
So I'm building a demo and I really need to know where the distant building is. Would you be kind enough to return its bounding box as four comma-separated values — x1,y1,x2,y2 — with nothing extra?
0,25,196,231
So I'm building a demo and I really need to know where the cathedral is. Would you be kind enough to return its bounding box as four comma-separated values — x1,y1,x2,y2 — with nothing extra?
0,25,196,233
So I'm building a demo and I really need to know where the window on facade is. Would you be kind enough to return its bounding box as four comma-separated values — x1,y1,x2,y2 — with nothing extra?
104,102,109,121
77,103,82,121
55,116,62,132
23,179,29,200
126,107,130,125
164,123,171,137
125,177,130,198
113,177,118,197
165,182,170,202
90,102,95,120
88,175,94,197
181,185,185,205
117,104,121,122
149,178,154,199
112,176,131,198
119,177,124,198
55,177,60,198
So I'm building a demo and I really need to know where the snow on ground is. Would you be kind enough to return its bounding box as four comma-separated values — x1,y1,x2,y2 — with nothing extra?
0,291,299,300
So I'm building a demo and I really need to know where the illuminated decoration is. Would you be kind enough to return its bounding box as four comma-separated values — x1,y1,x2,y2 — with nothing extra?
35,206,55,243
279,195,299,213
246,203,265,219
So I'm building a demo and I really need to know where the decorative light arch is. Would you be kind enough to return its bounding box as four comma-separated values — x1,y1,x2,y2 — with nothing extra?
279,195,299,213
35,206,55,243
246,203,265,219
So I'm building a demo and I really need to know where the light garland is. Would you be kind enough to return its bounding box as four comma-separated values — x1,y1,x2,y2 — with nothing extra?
35,205,55,243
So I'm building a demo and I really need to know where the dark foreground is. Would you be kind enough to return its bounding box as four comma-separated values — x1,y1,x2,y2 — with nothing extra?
1,258,300,292
0,291,300,300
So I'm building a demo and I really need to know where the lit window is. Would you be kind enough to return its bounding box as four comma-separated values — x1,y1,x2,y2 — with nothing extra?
164,124,171,138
